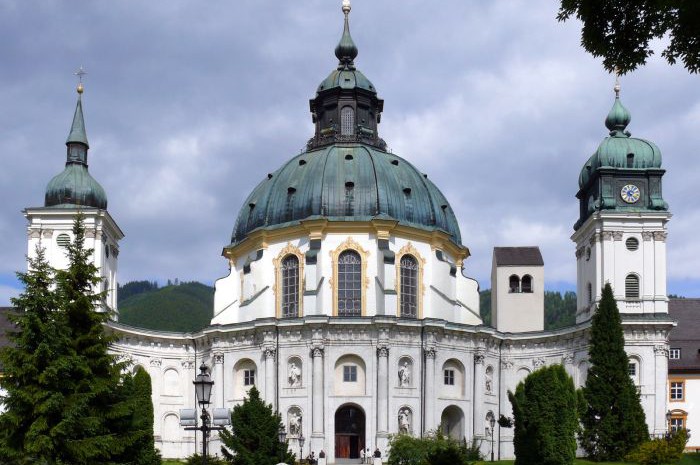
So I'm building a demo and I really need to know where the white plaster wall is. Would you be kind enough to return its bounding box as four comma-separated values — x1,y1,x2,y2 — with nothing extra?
492,265,544,333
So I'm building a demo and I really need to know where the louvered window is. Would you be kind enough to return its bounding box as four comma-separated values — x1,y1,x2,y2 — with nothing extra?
400,255,418,318
626,237,639,251
341,106,354,135
625,274,640,298
281,255,299,318
338,250,361,316
57,233,70,247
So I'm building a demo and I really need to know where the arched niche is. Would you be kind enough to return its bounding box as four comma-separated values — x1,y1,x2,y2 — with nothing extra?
397,356,413,388
233,358,258,398
441,358,466,398
162,367,180,396
287,356,303,388
440,405,464,440
334,354,366,396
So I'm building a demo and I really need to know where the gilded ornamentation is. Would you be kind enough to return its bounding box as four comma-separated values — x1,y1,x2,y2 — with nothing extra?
272,242,305,318
330,236,370,316
395,242,426,318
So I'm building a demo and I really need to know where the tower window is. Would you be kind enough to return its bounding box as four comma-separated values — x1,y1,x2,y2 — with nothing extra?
281,255,300,318
626,237,639,251
625,274,640,298
444,369,455,385
341,106,355,136
399,255,419,318
509,275,520,293
627,153,634,168
337,250,362,316
521,275,533,293
587,282,593,304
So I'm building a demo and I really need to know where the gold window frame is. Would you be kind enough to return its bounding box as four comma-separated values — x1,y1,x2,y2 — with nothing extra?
273,242,305,318
395,242,425,318
330,237,370,316
669,379,685,402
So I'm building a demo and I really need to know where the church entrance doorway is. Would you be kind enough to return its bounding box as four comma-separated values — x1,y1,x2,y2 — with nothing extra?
335,404,365,460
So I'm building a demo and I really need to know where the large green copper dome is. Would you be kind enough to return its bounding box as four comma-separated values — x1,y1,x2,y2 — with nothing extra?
230,5,461,247
45,88,108,210
231,144,462,246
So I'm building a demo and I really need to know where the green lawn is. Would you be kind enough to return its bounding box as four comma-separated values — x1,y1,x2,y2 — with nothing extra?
162,453,700,465
473,454,700,465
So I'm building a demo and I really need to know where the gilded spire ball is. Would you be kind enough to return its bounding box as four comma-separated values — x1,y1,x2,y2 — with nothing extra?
74,66,87,94
342,0,351,14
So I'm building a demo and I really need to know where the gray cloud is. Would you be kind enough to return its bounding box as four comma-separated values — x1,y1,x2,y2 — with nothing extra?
1,0,698,305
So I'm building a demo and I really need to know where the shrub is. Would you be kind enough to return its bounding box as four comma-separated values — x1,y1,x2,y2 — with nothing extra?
387,430,482,465
625,429,690,465
508,364,578,465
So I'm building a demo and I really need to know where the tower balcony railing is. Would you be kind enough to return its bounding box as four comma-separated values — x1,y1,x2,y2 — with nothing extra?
307,130,386,151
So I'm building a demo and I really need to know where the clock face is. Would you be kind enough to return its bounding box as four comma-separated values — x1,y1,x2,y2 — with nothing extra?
620,184,640,204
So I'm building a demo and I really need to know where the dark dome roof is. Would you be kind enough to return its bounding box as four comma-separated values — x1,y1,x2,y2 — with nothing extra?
45,163,107,209
231,144,462,246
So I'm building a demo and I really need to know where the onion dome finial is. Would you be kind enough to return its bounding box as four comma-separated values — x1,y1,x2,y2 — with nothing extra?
605,69,631,136
335,0,358,70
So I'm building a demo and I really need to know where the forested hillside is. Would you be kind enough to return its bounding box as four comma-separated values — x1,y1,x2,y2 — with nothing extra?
479,289,577,330
117,281,213,332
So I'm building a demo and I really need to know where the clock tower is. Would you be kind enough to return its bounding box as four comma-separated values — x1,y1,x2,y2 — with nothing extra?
571,83,670,323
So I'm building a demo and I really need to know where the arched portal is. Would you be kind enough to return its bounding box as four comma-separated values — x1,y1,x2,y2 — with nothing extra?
440,405,464,440
335,404,366,460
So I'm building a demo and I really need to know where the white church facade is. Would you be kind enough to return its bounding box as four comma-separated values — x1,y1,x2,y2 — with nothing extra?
22,2,675,461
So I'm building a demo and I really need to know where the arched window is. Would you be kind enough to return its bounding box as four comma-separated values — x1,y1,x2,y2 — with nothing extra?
521,275,533,293
338,250,362,316
281,255,300,318
625,274,640,298
341,106,354,136
509,275,520,293
399,255,418,318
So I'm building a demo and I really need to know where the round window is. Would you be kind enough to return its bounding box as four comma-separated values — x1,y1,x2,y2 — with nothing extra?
626,237,639,251
56,233,70,247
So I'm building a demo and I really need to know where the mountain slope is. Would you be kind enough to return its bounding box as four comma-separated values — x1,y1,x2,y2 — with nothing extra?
117,282,214,332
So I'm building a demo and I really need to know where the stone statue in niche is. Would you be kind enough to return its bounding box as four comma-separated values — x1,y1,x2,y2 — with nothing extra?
485,368,493,394
289,410,302,437
288,361,301,387
398,361,411,387
398,408,411,434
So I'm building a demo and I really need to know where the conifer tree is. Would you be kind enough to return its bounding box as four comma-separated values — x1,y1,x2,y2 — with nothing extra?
579,283,648,460
220,386,296,465
0,246,67,464
508,364,578,465
0,215,157,464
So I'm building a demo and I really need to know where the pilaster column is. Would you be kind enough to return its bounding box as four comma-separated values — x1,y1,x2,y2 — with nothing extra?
473,351,485,436
263,346,277,409
654,345,669,434
214,352,225,409
424,347,437,431
312,345,325,435
377,345,390,435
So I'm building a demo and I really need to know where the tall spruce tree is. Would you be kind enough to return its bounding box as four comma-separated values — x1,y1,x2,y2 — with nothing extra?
220,386,296,465
0,246,68,464
579,283,648,460
0,215,154,464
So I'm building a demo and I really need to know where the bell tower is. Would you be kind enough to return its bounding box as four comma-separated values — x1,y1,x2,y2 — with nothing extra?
24,76,124,315
571,80,670,323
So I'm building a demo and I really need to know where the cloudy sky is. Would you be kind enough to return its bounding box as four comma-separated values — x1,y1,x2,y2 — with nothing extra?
1,0,698,306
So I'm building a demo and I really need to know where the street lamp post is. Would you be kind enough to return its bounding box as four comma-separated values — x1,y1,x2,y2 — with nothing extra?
299,433,306,462
278,425,288,463
183,364,228,465
489,416,496,462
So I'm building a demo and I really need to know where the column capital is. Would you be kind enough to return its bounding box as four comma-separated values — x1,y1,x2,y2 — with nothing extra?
377,345,389,358
424,347,437,359
654,345,669,357
502,359,514,370
213,352,225,364
149,358,162,367
474,350,486,365
311,345,325,358
532,357,545,368
562,354,574,365
263,345,276,360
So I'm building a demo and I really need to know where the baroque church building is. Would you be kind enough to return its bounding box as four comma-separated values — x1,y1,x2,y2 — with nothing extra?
24,2,674,461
